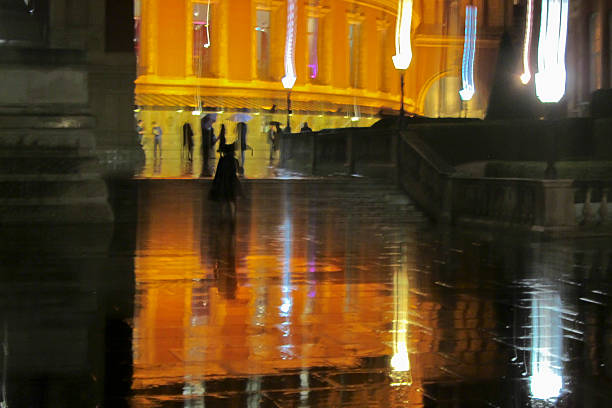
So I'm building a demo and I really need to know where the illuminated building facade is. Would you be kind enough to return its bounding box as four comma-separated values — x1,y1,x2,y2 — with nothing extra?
133,0,513,176
134,0,513,121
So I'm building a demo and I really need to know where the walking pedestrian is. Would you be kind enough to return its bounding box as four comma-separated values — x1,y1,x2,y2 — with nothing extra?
152,121,163,158
200,114,218,176
208,130,242,222
182,122,194,161
136,119,145,146
235,122,252,175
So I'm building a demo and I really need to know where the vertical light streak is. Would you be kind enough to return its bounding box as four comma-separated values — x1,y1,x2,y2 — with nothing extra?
535,0,569,103
459,6,478,101
392,0,413,70
520,0,534,84
390,244,411,386
308,18,319,79
530,291,563,400
203,0,211,48
281,0,297,89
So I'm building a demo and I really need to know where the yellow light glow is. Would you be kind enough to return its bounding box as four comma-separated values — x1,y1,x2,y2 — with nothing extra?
520,0,534,84
392,0,413,70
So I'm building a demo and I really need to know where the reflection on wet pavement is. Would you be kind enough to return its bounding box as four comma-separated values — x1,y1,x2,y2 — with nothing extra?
1,179,612,407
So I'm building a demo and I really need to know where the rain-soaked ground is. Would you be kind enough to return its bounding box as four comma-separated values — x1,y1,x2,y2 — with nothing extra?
1,179,612,407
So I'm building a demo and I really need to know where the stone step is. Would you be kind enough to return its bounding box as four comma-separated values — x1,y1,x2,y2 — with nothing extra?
0,178,108,201
0,155,100,175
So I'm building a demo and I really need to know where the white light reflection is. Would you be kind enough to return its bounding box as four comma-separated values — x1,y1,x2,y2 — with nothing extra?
535,0,569,103
281,0,297,89
280,208,293,318
530,290,563,400
459,6,478,101
392,0,413,70
203,0,211,48
390,243,412,385
520,0,534,84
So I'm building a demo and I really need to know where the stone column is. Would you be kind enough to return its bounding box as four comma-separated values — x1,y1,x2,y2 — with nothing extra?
0,49,113,224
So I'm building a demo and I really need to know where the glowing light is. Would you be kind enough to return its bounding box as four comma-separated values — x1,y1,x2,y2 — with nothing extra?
176,109,184,113
535,0,569,103
392,0,413,70
350,116,360,122
390,244,412,386
281,0,297,89
520,0,534,84
529,291,563,400
203,0,211,48
459,6,477,101
192,110,201,116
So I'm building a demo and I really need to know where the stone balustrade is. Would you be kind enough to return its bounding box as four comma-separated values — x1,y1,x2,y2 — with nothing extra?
574,180,612,226
280,127,611,234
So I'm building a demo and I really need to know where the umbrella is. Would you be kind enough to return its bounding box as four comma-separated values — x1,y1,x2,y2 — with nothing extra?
202,113,217,123
229,113,252,122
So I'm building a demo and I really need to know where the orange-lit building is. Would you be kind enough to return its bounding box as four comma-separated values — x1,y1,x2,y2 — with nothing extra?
134,0,512,122
133,0,514,177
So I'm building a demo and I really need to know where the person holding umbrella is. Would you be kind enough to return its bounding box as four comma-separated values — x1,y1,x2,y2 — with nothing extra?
229,113,253,175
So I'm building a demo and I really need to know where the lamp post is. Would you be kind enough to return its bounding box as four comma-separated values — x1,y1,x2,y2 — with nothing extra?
286,90,292,133
398,70,406,118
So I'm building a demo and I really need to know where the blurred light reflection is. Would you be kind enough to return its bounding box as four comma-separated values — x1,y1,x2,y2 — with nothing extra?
520,0,534,84
390,244,412,385
530,290,563,400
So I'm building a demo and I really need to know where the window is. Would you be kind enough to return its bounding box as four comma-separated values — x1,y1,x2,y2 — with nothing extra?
349,23,362,88
307,17,319,80
589,12,601,91
378,28,388,92
256,10,271,80
193,2,213,77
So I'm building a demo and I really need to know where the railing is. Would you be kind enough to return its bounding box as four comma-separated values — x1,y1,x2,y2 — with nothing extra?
279,127,611,234
280,127,395,178
574,180,612,226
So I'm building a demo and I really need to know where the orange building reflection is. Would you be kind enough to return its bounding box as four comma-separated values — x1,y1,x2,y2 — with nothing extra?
130,182,508,406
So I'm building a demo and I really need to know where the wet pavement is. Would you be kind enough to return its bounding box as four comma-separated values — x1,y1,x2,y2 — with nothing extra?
1,179,612,407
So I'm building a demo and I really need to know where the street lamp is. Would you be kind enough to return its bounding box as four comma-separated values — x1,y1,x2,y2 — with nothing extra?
392,0,413,120
281,0,297,133
534,0,569,178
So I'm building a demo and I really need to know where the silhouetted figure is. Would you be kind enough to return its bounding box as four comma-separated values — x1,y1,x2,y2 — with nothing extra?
268,122,282,161
152,121,162,158
200,114,218,177
209,132,242,221
136,119,145,146
236,122,252,175
182,122,194,161
300,122,312,132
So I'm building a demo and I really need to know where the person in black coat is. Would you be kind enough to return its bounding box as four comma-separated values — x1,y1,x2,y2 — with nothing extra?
208,125,241,221
200,114,218,177
182,122,194,161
